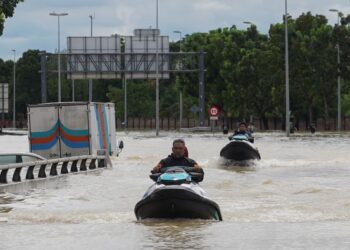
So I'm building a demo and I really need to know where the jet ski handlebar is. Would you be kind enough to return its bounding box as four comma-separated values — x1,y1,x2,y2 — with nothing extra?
188,172,204,182
159,166,196,173
149,166,204,182
149,173,162,181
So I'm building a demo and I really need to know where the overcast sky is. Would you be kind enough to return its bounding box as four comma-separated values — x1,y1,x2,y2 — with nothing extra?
0,0,349,60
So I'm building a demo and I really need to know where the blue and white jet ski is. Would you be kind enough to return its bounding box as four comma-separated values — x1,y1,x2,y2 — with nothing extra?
220,134,261,161
134,167,222,221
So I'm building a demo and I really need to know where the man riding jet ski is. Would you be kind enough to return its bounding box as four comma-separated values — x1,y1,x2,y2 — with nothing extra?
229,122,254,143
220,122,261,161
152,139,201,174
135,139,222,221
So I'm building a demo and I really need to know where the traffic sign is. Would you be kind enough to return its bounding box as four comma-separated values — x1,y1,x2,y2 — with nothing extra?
209,105,220,117
190,105,200,113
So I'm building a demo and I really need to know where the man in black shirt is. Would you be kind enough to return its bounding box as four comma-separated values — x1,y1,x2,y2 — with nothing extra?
232,122,254,143
152,139,202,173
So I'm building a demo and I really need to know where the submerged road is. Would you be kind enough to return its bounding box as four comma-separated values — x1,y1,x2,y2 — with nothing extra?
1,132,350,249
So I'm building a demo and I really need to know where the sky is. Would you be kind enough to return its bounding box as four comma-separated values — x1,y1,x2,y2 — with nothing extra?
0,0,350,60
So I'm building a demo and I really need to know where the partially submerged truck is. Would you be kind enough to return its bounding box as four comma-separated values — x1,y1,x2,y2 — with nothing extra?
27,102,121,159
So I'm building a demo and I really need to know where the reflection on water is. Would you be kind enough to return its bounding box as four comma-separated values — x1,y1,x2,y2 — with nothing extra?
0,194,22,204
214,157,257,173
220,163,257,173
0,207,12,213
0,193,25,214
138,220,215,250
1,132,350,249
204,156,257,174
220,158,257,166
5,211,134,225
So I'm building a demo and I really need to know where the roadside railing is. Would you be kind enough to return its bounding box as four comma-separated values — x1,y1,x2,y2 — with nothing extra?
0,154,112,185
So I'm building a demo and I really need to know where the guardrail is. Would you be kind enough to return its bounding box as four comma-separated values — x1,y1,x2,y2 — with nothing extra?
0,155,112,185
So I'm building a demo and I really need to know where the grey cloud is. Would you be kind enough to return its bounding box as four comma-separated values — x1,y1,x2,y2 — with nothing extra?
0,0,349,60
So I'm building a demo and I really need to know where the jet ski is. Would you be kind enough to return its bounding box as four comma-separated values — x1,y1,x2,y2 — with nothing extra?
134,167,222,221
220,134,261,161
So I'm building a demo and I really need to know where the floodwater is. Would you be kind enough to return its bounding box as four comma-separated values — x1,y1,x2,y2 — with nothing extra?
1,131,350,249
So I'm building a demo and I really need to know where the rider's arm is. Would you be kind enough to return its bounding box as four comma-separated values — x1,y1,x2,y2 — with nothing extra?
152,161,164,173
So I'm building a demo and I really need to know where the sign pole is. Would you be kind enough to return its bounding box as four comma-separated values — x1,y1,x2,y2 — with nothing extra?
1,84,4,134
209,105,220,133
198,51,205,127
179,91,183,129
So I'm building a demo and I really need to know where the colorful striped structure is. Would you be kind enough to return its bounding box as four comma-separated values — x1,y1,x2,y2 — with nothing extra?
30,121,89,151
28,102,117,159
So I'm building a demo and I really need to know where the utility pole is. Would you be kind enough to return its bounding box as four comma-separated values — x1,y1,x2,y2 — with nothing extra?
329,9,342,131
174,30,183,129
50,12,68,102
88,14,94,102
155,0,160,136
12,49,16,128
72,79,75,102
285,0,290,137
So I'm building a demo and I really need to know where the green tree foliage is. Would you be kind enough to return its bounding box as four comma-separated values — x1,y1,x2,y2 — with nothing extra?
107,81,155,118
15,50,41,116
0,0,23,36
2,12,350,129
176,12,350,129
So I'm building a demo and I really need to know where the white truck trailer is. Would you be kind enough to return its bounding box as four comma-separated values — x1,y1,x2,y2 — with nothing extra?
27,102,117,159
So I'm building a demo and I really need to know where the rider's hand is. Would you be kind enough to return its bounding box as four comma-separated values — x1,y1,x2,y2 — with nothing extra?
152,165,161,173
193,165,201,172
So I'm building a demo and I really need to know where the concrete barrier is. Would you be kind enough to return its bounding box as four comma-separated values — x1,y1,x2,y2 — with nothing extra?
0,154,111,188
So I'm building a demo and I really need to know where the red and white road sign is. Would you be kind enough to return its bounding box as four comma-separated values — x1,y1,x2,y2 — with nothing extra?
209,105,220,117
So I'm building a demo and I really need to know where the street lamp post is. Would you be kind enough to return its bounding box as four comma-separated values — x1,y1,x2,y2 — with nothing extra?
329,9,342,131
72,79,75,102
12,49,16,128
50,12,68,103
173,30,182,51
123,72,127,132
174,30,183,129
155,0,160,136
89,14,94,37
285,0,290,137
243,21,254,26
88,14,94,102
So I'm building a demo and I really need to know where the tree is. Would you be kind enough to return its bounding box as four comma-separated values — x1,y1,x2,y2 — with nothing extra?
15,50,41,117
0,0,23,36
1,11,350,129
107,81,155,118
288,13,336,127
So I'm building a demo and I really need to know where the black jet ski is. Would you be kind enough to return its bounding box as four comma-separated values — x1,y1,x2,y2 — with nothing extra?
134,167,222,221
220,134,261,161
